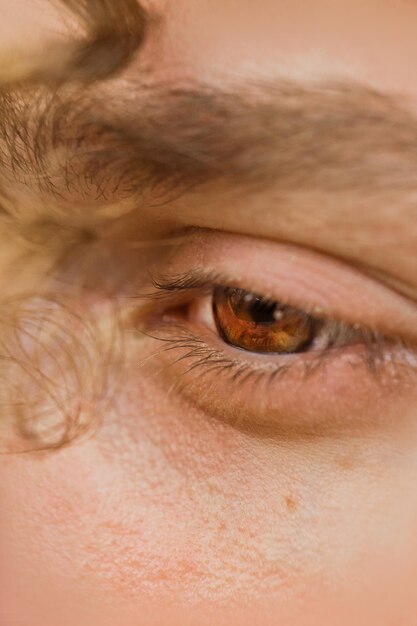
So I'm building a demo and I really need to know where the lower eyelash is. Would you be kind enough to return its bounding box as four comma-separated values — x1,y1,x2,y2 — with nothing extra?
136,319,392,390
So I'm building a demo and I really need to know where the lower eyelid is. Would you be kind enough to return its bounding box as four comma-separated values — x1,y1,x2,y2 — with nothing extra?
138,314,417,436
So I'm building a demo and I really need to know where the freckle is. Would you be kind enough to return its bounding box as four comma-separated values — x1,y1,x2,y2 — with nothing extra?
285,495,298,512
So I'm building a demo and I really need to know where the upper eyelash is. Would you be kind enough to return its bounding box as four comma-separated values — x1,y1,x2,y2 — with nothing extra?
149,270,221,297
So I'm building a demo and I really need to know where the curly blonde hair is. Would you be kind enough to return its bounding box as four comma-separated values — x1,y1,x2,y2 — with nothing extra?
0,1,149,453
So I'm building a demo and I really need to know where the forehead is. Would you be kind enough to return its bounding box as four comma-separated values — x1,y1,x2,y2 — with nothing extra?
143,0,417,101
2,0,417,100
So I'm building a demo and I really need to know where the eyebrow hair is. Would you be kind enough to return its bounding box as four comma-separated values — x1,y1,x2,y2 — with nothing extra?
2,78,417,219
0,1,416,225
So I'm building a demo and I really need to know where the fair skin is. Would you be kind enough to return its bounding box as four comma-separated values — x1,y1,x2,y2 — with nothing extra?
1,1,417,625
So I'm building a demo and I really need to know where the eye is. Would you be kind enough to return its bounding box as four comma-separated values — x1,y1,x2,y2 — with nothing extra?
212,287,319,354
131,230,417,434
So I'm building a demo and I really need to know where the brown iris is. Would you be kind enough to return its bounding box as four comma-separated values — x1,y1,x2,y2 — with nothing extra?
212,287,318,354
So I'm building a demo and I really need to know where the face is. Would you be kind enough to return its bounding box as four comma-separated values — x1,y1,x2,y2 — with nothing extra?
1,1,417,625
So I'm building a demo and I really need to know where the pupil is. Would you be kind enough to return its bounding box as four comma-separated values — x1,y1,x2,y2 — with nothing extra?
248,297,277,324
229,289,278,324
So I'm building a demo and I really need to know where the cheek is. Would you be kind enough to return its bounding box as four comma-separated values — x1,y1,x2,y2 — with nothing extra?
1,370,417,624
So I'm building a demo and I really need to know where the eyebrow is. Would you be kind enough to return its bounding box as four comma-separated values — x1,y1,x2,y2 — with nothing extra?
2,78,417,210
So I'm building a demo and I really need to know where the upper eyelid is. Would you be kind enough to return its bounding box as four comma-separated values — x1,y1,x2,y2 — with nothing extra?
141,230,417,345
145,270,384,342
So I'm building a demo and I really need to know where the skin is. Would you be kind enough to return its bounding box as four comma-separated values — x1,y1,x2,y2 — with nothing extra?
1,1,417,625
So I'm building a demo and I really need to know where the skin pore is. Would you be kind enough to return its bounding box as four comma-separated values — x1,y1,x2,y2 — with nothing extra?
1,1,417,625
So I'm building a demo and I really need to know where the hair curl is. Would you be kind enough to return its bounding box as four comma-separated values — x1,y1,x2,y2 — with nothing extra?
0,0,149,452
